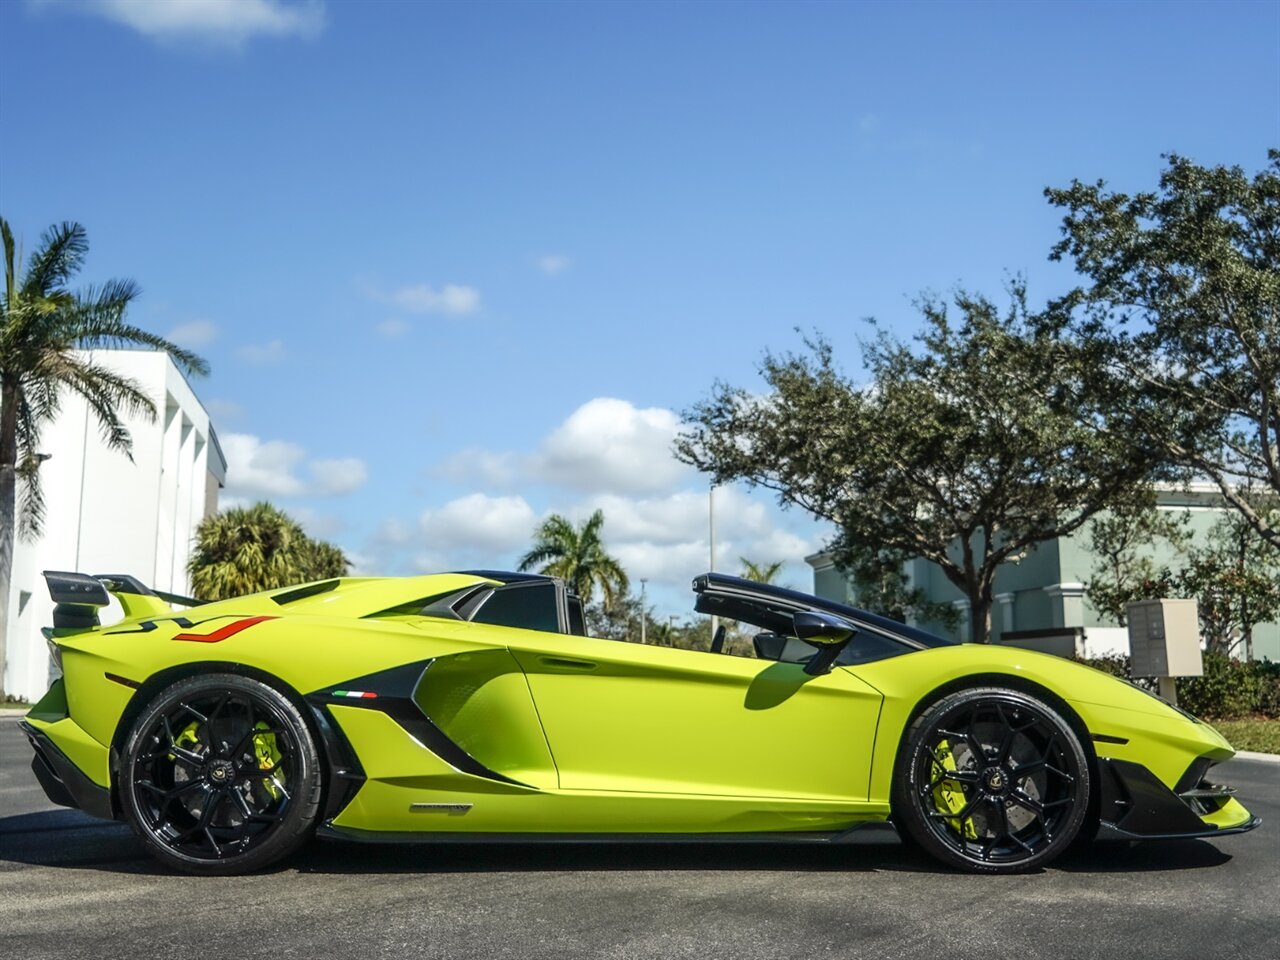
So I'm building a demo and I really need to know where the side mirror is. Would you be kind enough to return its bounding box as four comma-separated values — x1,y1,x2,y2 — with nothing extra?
792,611,855,676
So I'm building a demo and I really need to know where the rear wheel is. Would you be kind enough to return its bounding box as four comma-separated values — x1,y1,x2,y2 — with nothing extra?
119,673,323,875
892,687,1090,873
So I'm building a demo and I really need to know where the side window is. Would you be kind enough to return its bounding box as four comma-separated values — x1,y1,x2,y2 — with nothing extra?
472,583,560,633
566,596,586,636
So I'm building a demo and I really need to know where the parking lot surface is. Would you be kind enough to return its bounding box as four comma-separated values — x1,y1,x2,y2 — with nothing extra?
2,716,1277,960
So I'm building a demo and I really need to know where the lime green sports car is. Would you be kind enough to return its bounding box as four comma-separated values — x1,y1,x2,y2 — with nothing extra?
23,569,1259,875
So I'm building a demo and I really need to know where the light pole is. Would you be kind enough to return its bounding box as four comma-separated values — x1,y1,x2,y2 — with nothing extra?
709,483,718,639
639,578,647,645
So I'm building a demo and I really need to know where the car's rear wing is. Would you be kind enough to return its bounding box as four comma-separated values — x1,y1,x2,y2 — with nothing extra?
43,570,205,631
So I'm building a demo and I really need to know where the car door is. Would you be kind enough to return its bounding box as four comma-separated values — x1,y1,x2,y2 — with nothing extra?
508,633,883,801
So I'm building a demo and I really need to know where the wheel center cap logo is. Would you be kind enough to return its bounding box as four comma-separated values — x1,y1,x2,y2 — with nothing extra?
985,768,1006,791
208,761,233,783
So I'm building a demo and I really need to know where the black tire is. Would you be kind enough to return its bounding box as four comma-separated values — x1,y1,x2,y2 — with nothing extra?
119,673,323,875
892,686,1090,874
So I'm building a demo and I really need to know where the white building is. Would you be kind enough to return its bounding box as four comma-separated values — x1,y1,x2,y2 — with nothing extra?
3,350,225,702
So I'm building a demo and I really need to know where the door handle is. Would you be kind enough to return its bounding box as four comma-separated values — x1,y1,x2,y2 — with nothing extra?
539,656,597,671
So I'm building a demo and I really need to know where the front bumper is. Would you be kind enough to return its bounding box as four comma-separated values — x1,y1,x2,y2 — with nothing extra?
20,720,115,821
1096,757,1260,841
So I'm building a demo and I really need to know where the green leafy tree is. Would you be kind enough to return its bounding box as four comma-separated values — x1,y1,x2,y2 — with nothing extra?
188,502,349,601
1087,503,1280,655
0,218,206,699
1086,496,1189,626
739,558,784,584
831,540,961,630
677,285,1155,643
1044,151,1280,552
517,509,629,606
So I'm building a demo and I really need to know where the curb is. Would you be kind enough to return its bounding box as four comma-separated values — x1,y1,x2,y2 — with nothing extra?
1234,750,1280,764
0,709,29,718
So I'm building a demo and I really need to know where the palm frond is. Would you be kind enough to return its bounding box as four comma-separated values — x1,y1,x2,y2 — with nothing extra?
57,358,157,456
73,291,209,376
2,216,16,309
20,222,87,297
13,394,50,539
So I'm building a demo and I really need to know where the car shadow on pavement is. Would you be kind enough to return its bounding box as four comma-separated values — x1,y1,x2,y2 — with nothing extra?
1054,838,1233,873
0,809,1233,877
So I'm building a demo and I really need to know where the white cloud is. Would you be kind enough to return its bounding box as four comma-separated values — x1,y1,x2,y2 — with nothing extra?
387,284,480,315
309,457,368,496
222,432,367,500
536,398,690,494
376,318,411,338
437,398,692,497
167,319,217,348
237,339,285,365
221,434,307,498
419,494,537,556
44,0,327,46
536,254,571,275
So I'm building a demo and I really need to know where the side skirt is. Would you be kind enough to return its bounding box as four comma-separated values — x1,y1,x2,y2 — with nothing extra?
317,821,898,845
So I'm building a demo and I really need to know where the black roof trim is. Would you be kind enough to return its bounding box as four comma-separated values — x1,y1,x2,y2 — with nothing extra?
693,572,958,649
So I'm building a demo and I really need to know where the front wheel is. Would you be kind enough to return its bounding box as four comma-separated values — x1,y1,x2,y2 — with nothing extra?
119,673,323,875
892,687,1090,874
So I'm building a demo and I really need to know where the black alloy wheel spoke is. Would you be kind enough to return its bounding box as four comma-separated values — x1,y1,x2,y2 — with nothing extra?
1045,763,1074,784
926,752,981,789
161,715,205,766
994,704,1017,764
1009,789,1043,817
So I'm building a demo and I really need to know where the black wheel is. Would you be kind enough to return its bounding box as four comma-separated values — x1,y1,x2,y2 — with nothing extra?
892,687,1090,874
119,673,323,875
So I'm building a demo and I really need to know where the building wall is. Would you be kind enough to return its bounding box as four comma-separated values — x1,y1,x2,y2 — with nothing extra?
808,486,1280,663
3,350,226,702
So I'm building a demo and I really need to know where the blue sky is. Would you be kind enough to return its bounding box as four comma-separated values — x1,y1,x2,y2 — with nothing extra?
2,0,1277,613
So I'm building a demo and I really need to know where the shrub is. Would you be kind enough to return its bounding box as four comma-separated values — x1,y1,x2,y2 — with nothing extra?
1176,652,1261,720
1077,652,1279,720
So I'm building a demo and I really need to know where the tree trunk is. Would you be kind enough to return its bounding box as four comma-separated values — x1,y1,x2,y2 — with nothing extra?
968,593,994,644
0,378,19,700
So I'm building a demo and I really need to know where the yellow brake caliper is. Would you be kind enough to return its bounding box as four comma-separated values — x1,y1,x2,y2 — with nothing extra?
252,721,284,800
932,740,978,841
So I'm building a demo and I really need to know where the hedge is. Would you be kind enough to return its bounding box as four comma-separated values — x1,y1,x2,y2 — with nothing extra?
1077,652,1280,721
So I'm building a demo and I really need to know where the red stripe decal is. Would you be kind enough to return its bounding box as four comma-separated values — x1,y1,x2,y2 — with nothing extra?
173,616,277,643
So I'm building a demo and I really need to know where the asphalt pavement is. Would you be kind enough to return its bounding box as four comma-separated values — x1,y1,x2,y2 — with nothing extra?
2,715,1277,960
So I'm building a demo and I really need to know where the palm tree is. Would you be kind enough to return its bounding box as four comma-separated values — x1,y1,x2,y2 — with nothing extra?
297,537,351,581
188,502,349,601
517,509,629,606
1,218,207,699
740,558,785,584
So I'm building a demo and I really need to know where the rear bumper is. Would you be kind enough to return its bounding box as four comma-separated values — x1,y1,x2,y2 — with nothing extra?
20,720,116,821
1096,757,1260,841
